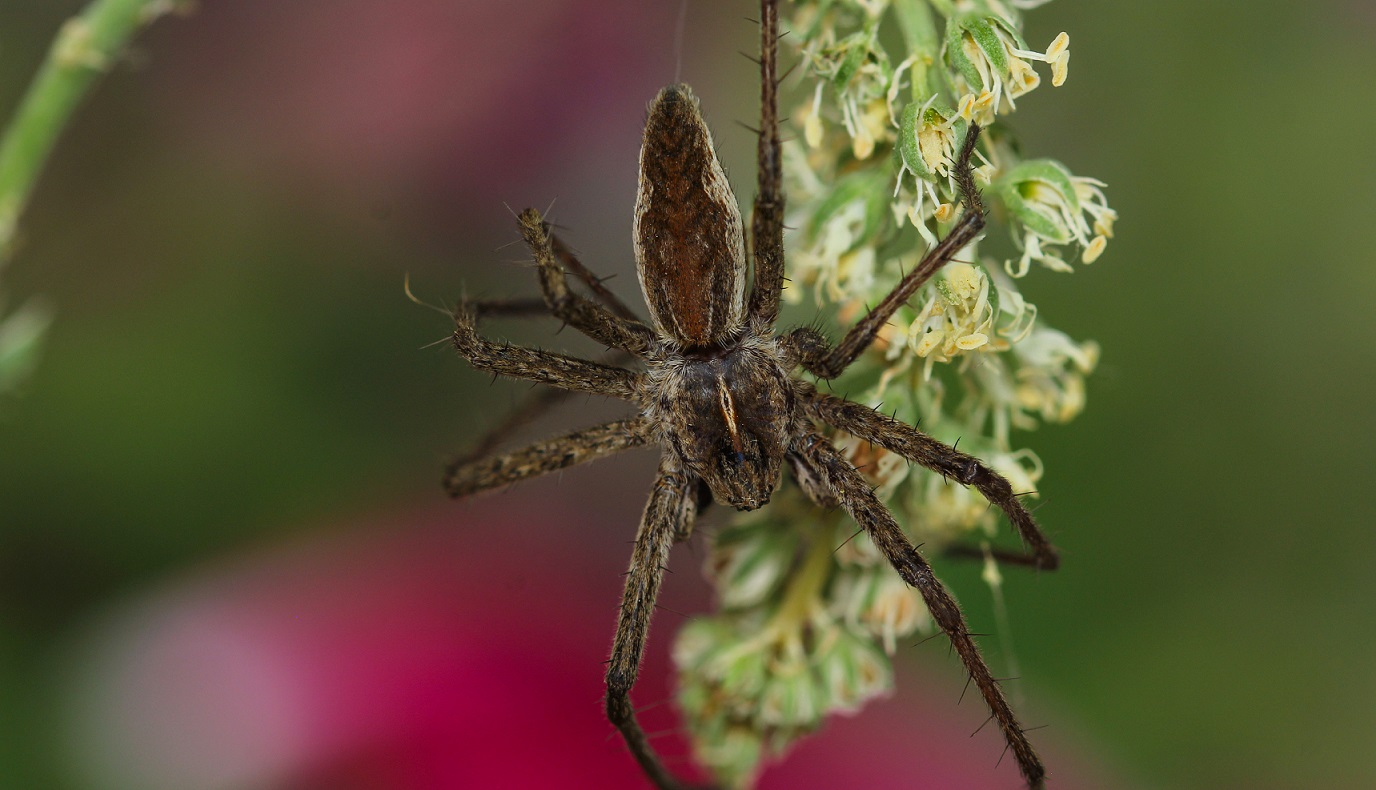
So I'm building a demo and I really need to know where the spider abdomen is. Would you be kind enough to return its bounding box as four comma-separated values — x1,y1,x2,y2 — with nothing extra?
633,84,746,348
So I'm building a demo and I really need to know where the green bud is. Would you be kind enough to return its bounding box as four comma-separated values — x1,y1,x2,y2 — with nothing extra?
831,29,874,90
709,522,800,609
756,659,827,729
815,626,894,713
945,13,1007,92
673,617,736,674
980,262,1002,319
696,724,764,790
705,643,770,711
997,159,1083,245
829,566,930,652
806,170,891,255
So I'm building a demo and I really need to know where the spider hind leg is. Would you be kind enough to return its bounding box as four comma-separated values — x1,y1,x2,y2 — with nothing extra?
803,386,1059,570
787,123,987,381
605,455,714,790
790,430,1047,789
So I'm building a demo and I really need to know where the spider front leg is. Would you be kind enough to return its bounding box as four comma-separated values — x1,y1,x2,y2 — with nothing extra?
803,386,1059,570
451,304,639,398
549,231,643,322
606,454,714,790
516,207,656,356
790,430,1046,790
786,123,987,380
445,417,650,498
456,241,642,468
746,0,785,330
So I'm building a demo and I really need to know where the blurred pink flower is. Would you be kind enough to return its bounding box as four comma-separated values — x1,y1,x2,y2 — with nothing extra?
66,498,1111,789
154,1,675,204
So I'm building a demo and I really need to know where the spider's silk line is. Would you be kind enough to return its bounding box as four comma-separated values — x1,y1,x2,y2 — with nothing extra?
674,0,689,84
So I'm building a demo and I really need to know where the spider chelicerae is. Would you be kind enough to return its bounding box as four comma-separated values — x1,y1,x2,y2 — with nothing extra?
440,1,1059,787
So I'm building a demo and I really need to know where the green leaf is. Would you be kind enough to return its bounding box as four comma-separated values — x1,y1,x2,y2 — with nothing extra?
978,263,1001,319
987,11,1030,52
897,103,933,181
806,170,890,254
0,300,51,395
962,14,1008,75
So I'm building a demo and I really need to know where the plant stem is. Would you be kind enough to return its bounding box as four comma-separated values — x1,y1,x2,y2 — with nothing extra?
769,519,838,632
893,0,940,100
0,0,184,264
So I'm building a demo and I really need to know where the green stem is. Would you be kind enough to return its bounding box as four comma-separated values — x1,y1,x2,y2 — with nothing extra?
768,519,838,632
893,0,940,100
926,0,957,18
0,0,184,263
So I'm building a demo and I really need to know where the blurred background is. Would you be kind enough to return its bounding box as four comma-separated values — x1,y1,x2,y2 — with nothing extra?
1,1,1374,788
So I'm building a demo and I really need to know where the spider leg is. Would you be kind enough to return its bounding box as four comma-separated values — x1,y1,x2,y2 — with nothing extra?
746,0,785,330
801,385,1058,570
675,479,713,543
606,454,714,790
785,124,986,380
789,430,1046,790
786,449,841,509
549,232,643,323
447,378,610,473
452,304,639,399
465,297,550,318
943,543,1054,568
517,208,656,356
459,241,643,467
470,224,641,323
444,417,649,498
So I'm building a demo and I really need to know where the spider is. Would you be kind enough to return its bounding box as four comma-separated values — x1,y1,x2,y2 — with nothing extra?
440,1,1059,787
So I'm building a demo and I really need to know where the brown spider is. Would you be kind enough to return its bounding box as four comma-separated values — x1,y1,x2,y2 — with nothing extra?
441,1,1059,787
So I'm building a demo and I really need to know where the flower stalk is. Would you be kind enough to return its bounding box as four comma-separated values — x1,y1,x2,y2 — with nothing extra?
0,0,189,395
675,0,1117,784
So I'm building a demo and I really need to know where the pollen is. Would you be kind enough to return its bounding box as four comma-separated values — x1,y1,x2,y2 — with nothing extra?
805,113,824,148
914,330,942,357
1045,32,1070,61
956,333,989,351
1082,234,1107,263
852,123,875,160
1052,50,1070,87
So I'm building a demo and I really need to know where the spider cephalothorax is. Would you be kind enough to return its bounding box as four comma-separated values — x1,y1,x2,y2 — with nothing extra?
441,2,1058,788
642,333,795,512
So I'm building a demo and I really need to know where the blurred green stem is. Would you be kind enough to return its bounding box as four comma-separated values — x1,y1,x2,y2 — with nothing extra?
0,0,184,264
768,520,837,631
893,0,939,100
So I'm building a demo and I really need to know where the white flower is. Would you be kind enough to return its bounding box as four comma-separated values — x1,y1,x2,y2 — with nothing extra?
894,262,1004,379
1013,326,1100,424
895,100,975,245
830,568,930,654
999,160,1117,276
946,15,1070,124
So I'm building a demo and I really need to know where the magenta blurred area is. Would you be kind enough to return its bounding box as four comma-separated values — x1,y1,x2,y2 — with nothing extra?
65,498,1109,790
147,0,688,233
